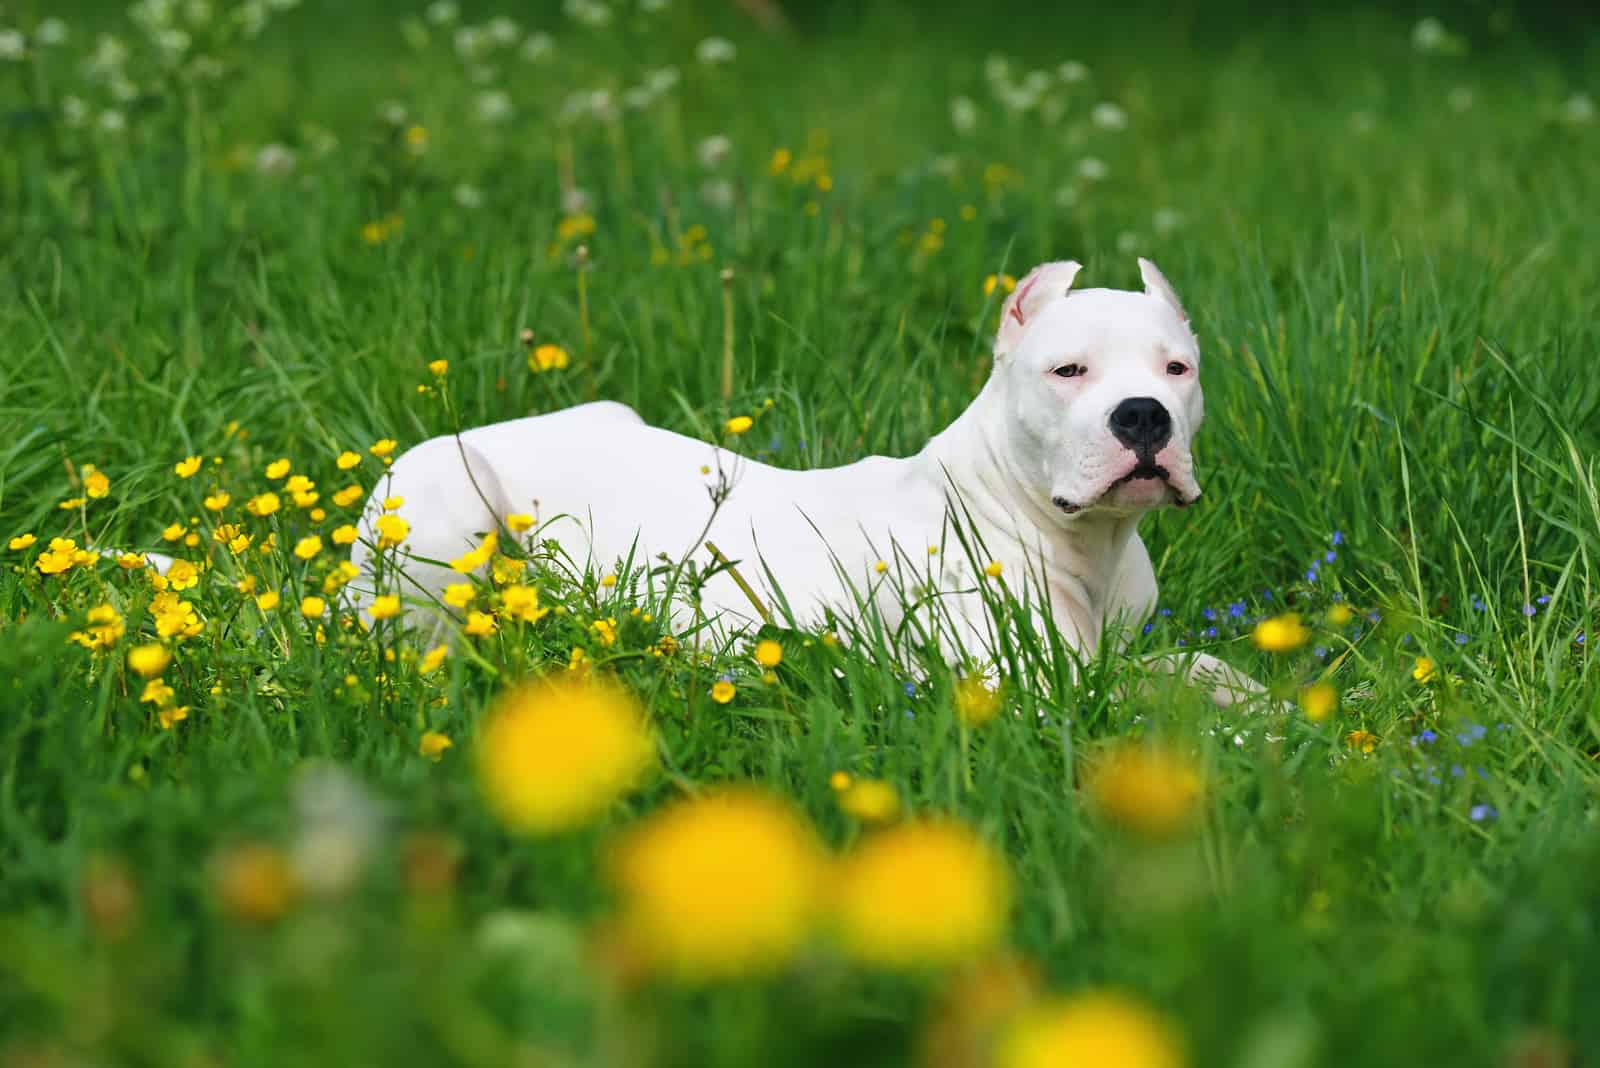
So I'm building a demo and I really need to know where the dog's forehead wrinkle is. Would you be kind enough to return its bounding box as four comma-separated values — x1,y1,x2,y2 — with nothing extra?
1021,289,1195,364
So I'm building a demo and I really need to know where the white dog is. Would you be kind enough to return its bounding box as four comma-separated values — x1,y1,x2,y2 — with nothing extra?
353,259,1261,705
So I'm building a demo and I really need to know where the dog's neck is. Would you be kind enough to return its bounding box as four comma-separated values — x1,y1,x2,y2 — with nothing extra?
916,372,1144,638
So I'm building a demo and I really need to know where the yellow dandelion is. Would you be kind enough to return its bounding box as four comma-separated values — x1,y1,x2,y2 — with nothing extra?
1298,682,1337,722
754,639,783,668
1000,991,1185,1068
837,778,900,824
8,533,37,551
293,535,323,561
832,819,1011,969
954,675,1002,728
1086,744,1204,838
300,596,326,619
174,456,202,479
127,644,171,678
256,591,280,611
1253,613,1309,652
607,789,824,980
725,415,754,435
464,610,497,637
477,675,655,834
1412,656,1437,683
419,731,453,761
369,594,401,620
711,679,736,704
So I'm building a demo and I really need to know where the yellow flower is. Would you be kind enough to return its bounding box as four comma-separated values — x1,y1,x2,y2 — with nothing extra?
370,439,398,458
837,779,900,824
1412,656,1437,683
36,537,81,575
427,359,448,376
331,524,359,546
725,415,754,435
420,731,453,761
293,535,323,561
608,789,824,980
464,610,497,636
829,770,852,792
769,147,792,174
9,533,37,551
832,819,1011,969
284,474,315,495
1299,682,1337,722
256,591,280,611
1252,613,1309,652
140,677,175,706
246,492,281,517
166,559,200,591
954,675,1002,727
1345,729,1379,755
711,679,736,704
443,582,476,609
300,596,326,619
528,343,570,373
322,560,359,594
556,213,596,241
500,585,549,624
984,560,1004,578
150,591,203,640
83,465,111,499
265,458,292,480
478,675,655,834
451,531,498,572
506,512,534,533
211,843,296,925
236,575,257,594
332,484,363,507
404,124,428,150
69,604,126,650
158,706,189,730
174,456,202,478
335,450,362,470
203,491,230,511
127,643,171,677
375,514,410,549
419,644,449,675
599,573,617,588
983,273,1018,296
1086,744,1204,838
873,560,887,574
162,522,187,542
1326,603,1354,626
491,554,526,585
369,594,401,620
591,617,618,647
58,497,87,510
567,646,590,674
117,551,146,569
1000,991,1185,1068
382,495,404,511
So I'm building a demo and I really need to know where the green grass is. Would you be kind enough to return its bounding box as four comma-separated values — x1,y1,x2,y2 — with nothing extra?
2,2,1599,1065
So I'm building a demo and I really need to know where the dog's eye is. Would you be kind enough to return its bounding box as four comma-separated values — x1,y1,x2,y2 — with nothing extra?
1052,364,1086,379
1166,361,1189,376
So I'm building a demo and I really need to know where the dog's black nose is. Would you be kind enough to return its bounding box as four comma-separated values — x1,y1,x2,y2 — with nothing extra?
1109,397,1172,453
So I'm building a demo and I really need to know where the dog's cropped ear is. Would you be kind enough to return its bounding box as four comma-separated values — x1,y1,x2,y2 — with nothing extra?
994,260,1082,360
1138,258,1190,323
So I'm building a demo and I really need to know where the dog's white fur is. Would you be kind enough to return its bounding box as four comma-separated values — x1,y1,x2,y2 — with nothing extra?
353,259,1261,705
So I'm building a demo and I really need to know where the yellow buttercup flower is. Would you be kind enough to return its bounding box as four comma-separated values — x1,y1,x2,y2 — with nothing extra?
829,770,852,792
1086,744,1204,838
331,524,359,545
832,819,1011,969
1412,656,1437,683
204,491,231,511
336,450,362,470
381,495,404,511
174,456,202,478
528,343,570,373
443,582,476,609
491,554,526,585
1326,603,1354,626
608,789,824,980
117,551,146,569
300,596,326,619
599,574,617,588
725,415,753,435
1345,730,1378,754
427,358,448,376
256,591,280,611
711,679,736,704
159,706,190,730
954,675,1002,727
983,560,1004,578
265,458,292,480
506,512,534,533
590,617,617,646
58,497,87,511
284,473,315,495
983,273,1018,296
321,561,359,594
370,439,398,458
419,731,453,761
369,594,401,620
83,465,111,499
419,644,449,674
293,535,323,561
754,639,783,668
450,531,498,573
166,559,200,591
499,585,549,624
375,514,410,549
127,643,171,677
837,778,900,824
246,492,281,517
1252,613,1309,652
162,522,188,542
150,591,203,640
332,484,364,508
69,604,126,650
1000,991,1184,1068
140,677,175,706
477,675,655,835
211,843,296,924
9,533,37,551
1298,682,1337,722
464,611,497,636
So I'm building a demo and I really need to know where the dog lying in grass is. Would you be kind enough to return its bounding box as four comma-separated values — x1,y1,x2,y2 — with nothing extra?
354,259,1262,705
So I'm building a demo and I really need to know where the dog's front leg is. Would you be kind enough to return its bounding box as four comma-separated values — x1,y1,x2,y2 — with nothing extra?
1145,650,1270,709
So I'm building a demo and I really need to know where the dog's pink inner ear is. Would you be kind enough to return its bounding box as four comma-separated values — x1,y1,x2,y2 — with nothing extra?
995,260,1083,359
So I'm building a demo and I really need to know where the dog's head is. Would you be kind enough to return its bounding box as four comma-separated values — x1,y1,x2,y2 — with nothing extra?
992,258,1204,517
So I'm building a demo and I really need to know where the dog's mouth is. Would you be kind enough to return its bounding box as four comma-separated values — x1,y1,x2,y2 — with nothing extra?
1052,462,1191,515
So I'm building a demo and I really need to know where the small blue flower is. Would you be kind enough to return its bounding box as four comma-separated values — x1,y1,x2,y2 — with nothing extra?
903,681,917,697
1202,607,1217,621
1454,632,1470,644
1536,594,1550,605
1324,550,1337,563
1451,764,1465,778
1470,595,1485,612
1331,530,1344,545
1523,603,1537,617
1263,589,1274,601
1142,622,1153,635
1228,602,1246,618
718,672,735,682
1577,631,1587,645
1314,645,1327,658
1176,638,1187,647
1456,723,1487,746
1416,729,1438,745
1202,626,1217,639
1305,569,1319,583
1470,804,1497,822
1367,611,1382,624
1159,607,1173,617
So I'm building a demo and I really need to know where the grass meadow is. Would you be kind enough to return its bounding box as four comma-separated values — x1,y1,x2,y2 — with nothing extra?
2,1,1599,1064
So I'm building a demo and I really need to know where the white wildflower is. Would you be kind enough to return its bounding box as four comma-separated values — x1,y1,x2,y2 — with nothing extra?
644,66,679,94
0,30,24,60
1058,60,1089,83
474,89,513,124
1153,208,1184,235
700,178,734,210
622,85,655,110
561,187,592,215
486,15,519,45
98,109,127,134
129,0,177,30
1563,93,1594,124
950,95,978,134
453,183,484,209
289,763,384,901
1411,16,1447,53
454,25,486,60
1115,231,1142,255
61,95,89,127
1054,185,1079,209
254,142,297,177
234,2,267,38
564,0,613,28
983,54,1010,84
36,18,69,46
1091,101,1128,130
695,36,735,64
1076,156,1108,181
520,31,552,61
85,35,129,77
425,0,459,24
153,28,192,59
378,100,408,126
696,134,732,169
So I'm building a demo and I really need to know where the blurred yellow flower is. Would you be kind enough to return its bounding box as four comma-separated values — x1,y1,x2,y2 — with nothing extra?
336,451,362,470
211,843,296,925
1345,730,1378,754
246,492,281,517
500,585,549,624
443,582,476,609
983,273,1017,296
83,465,111,499
754,639,783,668
1326,603,1354,626
1298,681,1337,722
375,514,410,549
419,644,449,674
117,551,146,569
174,456,202,478
265,458,292,480
331,524,358,545
166,559,200,591
369,595,401,620
450,531,498,573
829,770,852,792
427,358,448,376
984,560,1004,578
256,591,280,611
591,617,617,646
332,484,364,507
370,439,398,458
954,675,1001,727
599,573,617,588
140,678,175,706
506,512,534,533
478,675,655,835
837,778,900,824
711,679,736,704
381,495,404,511
8,533,35,551
1412,656,1437,683
529,343,570,373
1253,613,1309,652
725,415,754,435
150,592,203,640
833,819,1010,969
293,535,323,561
464,611,497,637
1000,991,1185,1068
69,604,126,651
419,731,453,761
162,522,187,542
58,497,87,511
556,213,595,241
300,596,326,619
1086,744,1203,838
608,789,824,980
127,643,171,677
